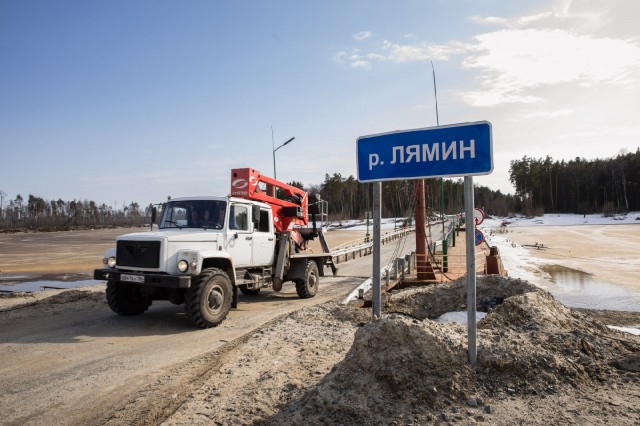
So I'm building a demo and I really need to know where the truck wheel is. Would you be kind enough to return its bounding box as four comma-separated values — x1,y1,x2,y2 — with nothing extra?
106,280,152,315
295,261,319,299
239,285,260,296
186,268,232,328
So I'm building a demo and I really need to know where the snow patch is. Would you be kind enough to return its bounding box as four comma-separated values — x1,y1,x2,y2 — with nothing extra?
435,311,487,326
607,325,640,336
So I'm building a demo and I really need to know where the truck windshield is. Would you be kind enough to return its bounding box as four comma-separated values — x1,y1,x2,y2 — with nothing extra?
159,200,227,230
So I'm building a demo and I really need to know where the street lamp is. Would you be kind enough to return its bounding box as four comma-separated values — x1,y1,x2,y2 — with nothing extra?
272,136,295,179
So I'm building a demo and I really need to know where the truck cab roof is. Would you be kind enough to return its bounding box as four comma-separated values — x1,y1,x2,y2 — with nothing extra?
167,196,271,209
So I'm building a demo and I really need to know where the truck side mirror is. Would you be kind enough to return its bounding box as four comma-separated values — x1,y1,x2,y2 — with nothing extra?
151,207,157,227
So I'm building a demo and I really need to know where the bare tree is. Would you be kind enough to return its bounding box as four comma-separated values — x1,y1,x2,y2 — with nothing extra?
0,190,6,218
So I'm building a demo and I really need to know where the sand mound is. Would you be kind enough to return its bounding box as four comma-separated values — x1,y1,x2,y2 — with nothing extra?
265,276,640,425
385,275,539,320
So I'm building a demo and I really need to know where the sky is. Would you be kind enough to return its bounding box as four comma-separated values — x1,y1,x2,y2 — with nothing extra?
1,0,639,209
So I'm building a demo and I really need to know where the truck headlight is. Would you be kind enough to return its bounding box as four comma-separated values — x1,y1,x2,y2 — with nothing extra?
105,256,116,268
177,259,189,273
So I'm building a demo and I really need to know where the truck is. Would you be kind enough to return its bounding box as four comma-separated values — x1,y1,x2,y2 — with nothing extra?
94,168,336,328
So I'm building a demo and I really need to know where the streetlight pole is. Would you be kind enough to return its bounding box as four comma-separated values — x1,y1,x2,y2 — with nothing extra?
272,136,295,180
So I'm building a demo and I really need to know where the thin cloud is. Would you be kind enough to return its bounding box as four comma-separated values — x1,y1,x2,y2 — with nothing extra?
514,12,555,26
351,60,372,70
334,48,373,69
333,49,362,65
366,53,386,61
334,35,468,68
353,31,372,41
381,40,466,62
471,16,508,26
335,39,469,67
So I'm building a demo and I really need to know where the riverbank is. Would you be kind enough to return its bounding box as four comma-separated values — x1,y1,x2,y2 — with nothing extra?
481,213,640,312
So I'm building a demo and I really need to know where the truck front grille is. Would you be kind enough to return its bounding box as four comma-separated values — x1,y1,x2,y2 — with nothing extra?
117,240,161,268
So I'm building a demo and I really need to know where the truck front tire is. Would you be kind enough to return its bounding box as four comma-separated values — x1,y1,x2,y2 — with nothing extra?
295,261,319,299
186,268,232,328
106,280,152,316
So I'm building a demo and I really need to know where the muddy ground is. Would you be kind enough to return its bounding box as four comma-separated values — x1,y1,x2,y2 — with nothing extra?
1,226,639,425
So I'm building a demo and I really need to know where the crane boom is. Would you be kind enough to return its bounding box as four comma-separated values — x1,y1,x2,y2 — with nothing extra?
230,168,310,245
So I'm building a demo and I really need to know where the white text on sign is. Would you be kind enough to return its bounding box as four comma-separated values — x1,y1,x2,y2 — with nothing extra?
369,140,476,171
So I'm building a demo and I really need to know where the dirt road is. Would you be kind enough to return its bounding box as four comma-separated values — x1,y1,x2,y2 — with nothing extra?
0,278,363,425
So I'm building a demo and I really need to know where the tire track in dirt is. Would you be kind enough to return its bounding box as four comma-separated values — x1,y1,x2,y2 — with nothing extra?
96,319,272,425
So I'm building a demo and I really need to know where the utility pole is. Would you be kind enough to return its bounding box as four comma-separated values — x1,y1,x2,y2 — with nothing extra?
270,126,295,197
415,180,435,280
272,136,295,180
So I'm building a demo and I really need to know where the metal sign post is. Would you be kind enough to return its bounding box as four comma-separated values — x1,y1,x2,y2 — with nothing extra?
372,182,382,320
464,176,477,366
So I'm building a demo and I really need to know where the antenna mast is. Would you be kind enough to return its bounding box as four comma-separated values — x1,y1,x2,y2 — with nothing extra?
431,60,440,126
431,61,446,238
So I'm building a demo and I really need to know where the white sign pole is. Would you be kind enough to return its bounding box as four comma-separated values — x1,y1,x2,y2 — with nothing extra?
372,182,382,320
464,176,477,365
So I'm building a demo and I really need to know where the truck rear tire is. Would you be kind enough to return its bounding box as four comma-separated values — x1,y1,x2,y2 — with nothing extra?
106,280,152,316
295,261,319,299
186,268,232,328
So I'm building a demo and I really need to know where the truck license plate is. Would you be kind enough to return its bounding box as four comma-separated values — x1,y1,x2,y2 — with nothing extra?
121,274,145,283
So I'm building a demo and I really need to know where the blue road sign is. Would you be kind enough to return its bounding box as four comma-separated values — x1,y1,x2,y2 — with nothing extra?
474,229,484,246
357,121,492,182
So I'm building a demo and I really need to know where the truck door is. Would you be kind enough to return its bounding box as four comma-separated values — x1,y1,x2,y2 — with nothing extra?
252,207,275,266
226,203,252,267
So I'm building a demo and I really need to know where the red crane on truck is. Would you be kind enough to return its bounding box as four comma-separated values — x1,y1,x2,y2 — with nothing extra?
230,167,313,248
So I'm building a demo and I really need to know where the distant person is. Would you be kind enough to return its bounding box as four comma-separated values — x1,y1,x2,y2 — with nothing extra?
191,207,222,228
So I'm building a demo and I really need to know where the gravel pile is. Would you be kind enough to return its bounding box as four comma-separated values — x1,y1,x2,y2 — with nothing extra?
264,276,640,425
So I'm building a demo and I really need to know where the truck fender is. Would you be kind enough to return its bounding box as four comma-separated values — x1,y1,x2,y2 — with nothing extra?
198,251,238,309
102,247,116,263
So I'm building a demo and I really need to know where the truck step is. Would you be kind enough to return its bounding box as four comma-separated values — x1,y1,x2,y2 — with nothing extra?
235,269,272,288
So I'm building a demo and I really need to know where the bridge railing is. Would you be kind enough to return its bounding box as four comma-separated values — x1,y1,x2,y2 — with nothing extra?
329,226,414,264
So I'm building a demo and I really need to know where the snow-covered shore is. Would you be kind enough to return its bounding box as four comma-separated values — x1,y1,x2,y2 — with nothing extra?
480,212,640,314
480,212,640,284
483,212,640,227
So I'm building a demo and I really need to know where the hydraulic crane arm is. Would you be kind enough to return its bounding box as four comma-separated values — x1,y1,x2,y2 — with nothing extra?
230,168,308,233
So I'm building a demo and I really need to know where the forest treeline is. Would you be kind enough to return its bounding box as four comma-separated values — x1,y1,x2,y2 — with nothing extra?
309,176,516,220
509,149,640,215
1,149,637,231
0,191,151,231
